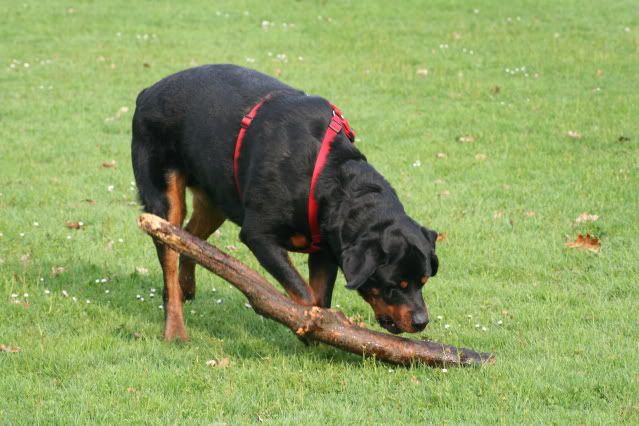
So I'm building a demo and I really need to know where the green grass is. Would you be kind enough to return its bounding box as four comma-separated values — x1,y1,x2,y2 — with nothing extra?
1,0,638,423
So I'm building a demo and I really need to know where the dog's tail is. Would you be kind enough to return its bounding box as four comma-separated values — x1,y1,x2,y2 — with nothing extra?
131,108,171,217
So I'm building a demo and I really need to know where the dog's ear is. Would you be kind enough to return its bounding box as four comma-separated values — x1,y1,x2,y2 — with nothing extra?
429,252,439,277
421,227,438,247
342,245,378,290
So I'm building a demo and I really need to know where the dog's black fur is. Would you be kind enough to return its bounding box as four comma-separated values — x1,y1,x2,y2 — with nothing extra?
132,64,438,340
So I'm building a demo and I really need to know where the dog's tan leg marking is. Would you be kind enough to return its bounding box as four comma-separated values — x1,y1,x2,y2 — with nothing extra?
162,171,188,341
179,188,226,300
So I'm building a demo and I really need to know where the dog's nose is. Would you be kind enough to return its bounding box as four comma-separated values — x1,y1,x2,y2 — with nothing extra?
411,312,429,331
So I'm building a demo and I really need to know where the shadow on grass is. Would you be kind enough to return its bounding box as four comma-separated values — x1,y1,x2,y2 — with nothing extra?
32,262,370,367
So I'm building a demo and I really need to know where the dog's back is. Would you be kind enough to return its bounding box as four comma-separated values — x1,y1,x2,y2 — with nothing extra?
131,64,304,220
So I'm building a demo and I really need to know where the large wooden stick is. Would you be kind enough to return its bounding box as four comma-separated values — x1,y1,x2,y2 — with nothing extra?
138,214,495,367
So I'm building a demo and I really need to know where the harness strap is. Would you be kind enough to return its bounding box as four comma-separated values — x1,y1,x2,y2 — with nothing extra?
233,96,355,253
233,96,271,196
307,111,348,252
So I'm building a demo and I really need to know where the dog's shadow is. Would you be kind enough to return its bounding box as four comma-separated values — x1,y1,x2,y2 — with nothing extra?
62,262,369,367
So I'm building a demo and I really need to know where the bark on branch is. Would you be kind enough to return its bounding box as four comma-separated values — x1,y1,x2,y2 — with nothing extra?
137,213,495,367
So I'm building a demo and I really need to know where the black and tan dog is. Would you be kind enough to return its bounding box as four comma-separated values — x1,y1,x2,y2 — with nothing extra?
132,64,439,341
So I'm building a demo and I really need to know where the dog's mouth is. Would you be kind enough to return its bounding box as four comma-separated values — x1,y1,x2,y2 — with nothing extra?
377,316,404,334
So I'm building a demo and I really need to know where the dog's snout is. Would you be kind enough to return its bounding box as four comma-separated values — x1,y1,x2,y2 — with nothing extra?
411,311,429,331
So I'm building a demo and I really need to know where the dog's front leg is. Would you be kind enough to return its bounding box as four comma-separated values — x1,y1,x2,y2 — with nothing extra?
308,251,338,308
240,230,314,306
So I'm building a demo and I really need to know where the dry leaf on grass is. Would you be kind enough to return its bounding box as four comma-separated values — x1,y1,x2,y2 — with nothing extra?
0,344,21,353
65,221,84,230
491,85,501,95
457,135,477,143
84,199,96,205
565,234,601,253
567,130,582,139
416,68,429,77
436,233,447,242
475,153,487,161
135,266,149,275
51,266,65,276
102,160,117,168
575,212,599,223
206,357,231,368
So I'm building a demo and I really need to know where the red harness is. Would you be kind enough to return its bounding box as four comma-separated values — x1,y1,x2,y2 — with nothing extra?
233,96,355,253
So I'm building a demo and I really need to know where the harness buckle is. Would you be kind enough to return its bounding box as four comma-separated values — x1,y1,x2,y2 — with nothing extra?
240,115,253,129
328,117,342,133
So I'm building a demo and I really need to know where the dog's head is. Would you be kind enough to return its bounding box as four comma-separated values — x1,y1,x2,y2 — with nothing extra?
341,219,438,334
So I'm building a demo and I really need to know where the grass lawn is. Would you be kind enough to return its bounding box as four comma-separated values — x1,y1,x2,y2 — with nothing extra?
1,0,638,423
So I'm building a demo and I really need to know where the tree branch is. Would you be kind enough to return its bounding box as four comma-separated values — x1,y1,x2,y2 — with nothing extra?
137,213,495,367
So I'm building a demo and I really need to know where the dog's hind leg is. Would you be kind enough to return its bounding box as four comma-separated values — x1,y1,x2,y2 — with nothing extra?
179,188,226,300
132,137,189,341
155,171,188,341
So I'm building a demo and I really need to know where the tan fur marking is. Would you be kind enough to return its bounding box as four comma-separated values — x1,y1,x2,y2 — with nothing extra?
163,171,188,341
362,292,415,332
421,276,429,285
399,280,408,289
309,265,329,306
179,188,226,299
289,233,309,249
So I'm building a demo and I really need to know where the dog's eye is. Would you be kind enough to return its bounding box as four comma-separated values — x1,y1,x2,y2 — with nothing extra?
399,280,408,289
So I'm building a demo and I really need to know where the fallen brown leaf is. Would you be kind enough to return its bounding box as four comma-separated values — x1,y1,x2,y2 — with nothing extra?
438,190,450,198
436,233,447,242
84,199,97,205
0,344,21,353
475,153,487,161
565,234,601,253
416,68,429,77
102,160,117,168
65,221,84,230
436,152,447,159
126,387,136,393
491,85,501,95
143,63,151,68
